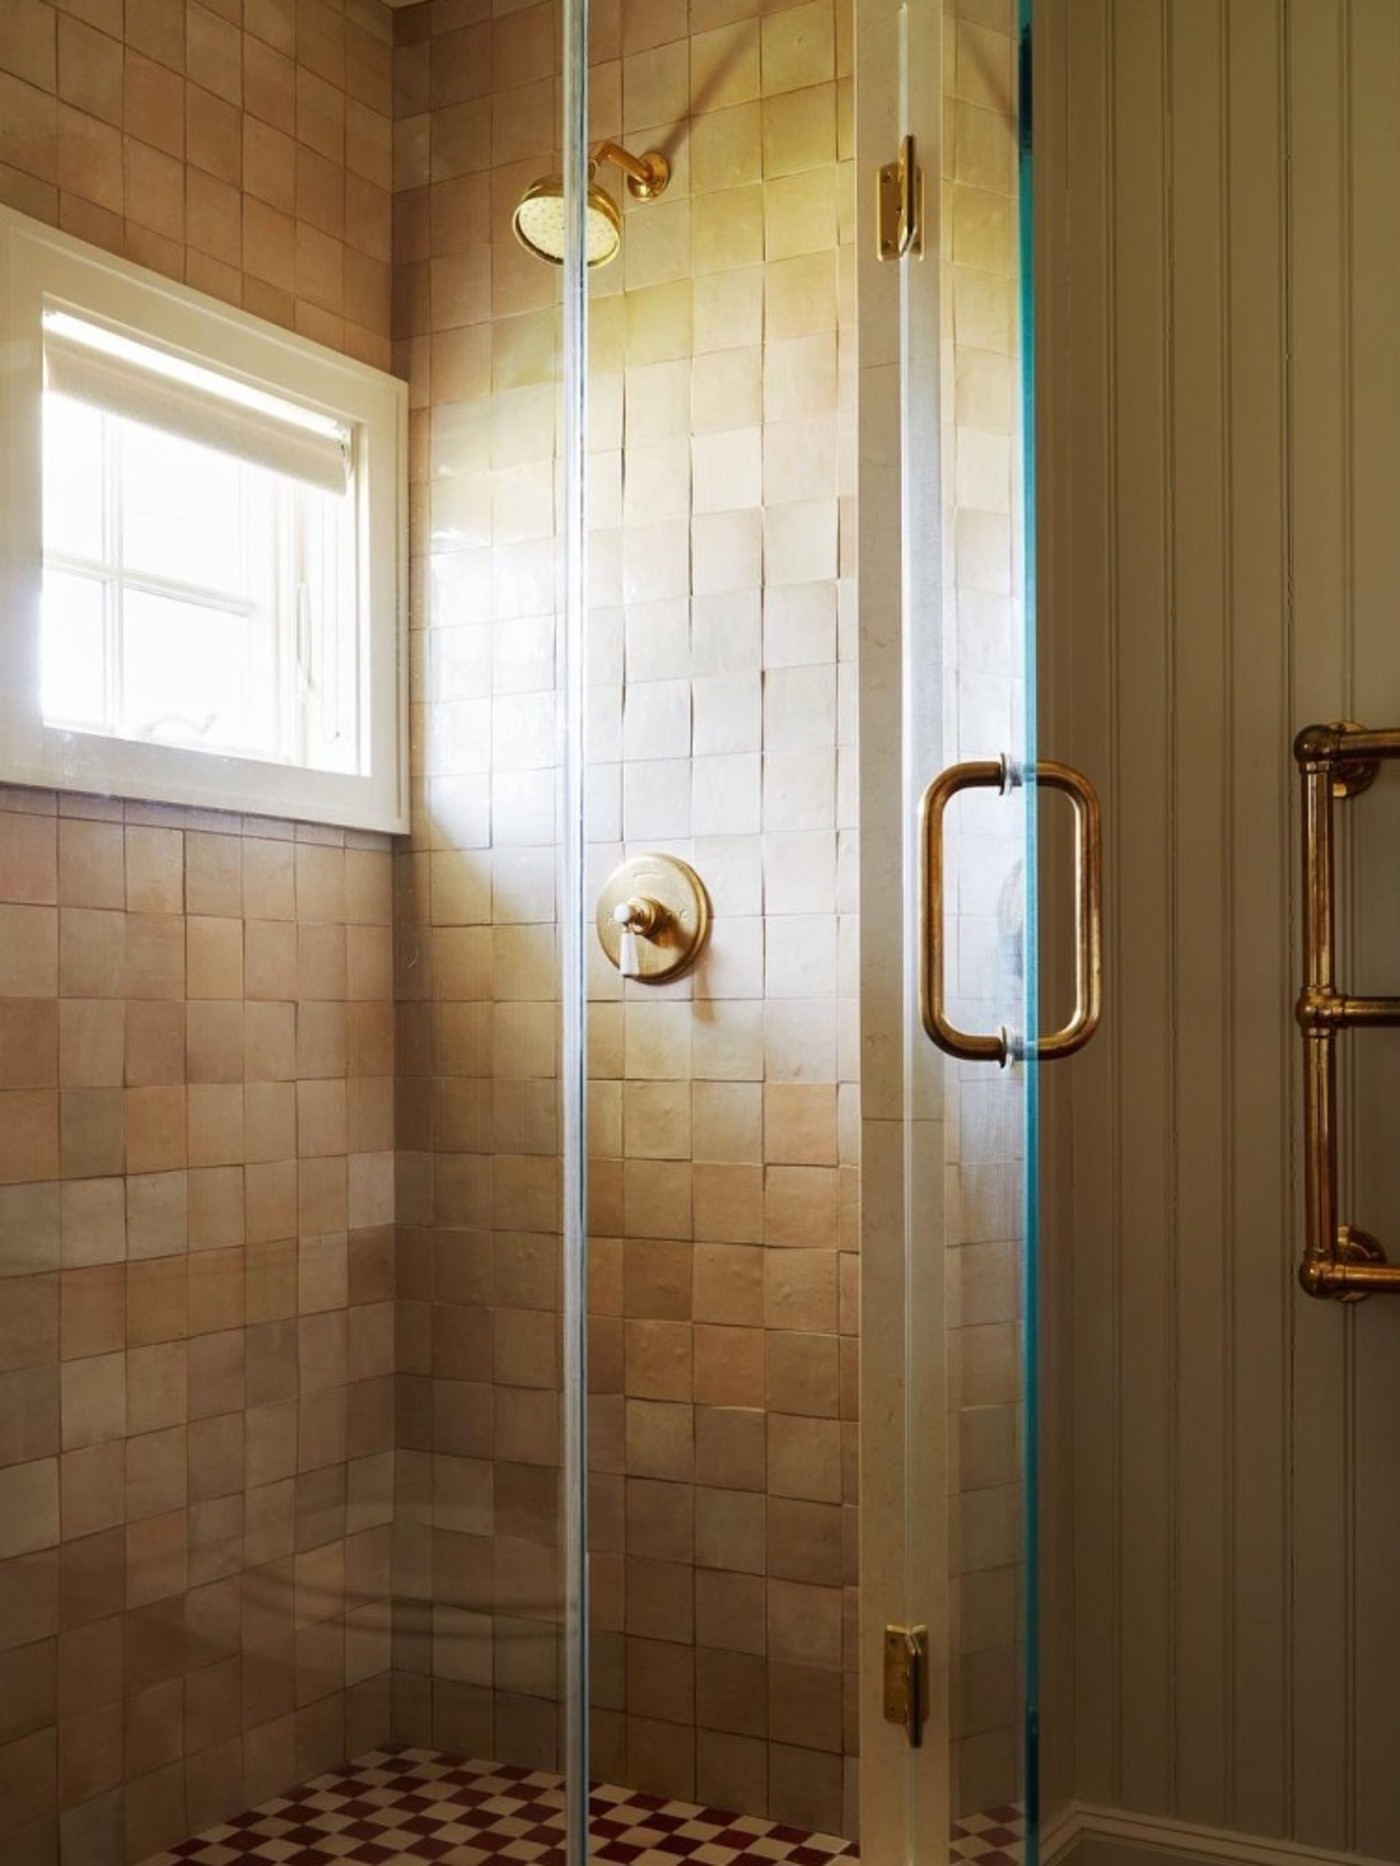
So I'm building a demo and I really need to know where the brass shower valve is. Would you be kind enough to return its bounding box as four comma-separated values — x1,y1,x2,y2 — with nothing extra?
596,854,710,984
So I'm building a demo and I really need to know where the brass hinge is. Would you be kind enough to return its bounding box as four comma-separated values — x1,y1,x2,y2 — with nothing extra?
877,135,923,261
882,1624,928,1747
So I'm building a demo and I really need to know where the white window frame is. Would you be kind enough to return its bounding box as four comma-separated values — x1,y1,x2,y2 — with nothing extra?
0,205,409,833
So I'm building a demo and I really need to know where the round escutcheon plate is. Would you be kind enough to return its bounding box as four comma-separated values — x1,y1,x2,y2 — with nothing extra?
596,853,711,983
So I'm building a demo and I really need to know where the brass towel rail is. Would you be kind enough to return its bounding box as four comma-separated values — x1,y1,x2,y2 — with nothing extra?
1295,721,1400,1298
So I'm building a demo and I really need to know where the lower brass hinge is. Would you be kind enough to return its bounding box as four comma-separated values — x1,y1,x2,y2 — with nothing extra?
882,1623,928,1748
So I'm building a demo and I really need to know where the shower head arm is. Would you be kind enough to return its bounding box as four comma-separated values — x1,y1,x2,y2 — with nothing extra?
591,140,670,200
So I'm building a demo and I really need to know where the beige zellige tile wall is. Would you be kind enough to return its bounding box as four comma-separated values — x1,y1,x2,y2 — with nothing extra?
0,804,398,1866
0,4,398,1864
389,0,860,1835
0,0,394,368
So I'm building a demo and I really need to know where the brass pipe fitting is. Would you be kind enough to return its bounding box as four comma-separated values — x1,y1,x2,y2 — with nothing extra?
591,140,670,201
1293,719,1400,1299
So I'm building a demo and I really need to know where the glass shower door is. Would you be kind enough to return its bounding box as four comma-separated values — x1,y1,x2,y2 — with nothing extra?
873,3,1103,1863
905,40,1043,1852
925,6,1102,1863
930,0,1044,1838
545,0,1100,1861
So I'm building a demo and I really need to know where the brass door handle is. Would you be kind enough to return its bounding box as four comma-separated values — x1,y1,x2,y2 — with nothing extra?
1037,761,1104,1061
918,756,1103,1066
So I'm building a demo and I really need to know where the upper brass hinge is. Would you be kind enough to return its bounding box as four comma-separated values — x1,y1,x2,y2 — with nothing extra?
882,1623,928,1747
877,135,923,261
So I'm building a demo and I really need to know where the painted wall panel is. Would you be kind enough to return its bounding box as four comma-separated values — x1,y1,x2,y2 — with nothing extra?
1040,1,1400,1852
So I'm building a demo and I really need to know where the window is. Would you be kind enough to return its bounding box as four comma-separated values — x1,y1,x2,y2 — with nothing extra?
0,208,408,831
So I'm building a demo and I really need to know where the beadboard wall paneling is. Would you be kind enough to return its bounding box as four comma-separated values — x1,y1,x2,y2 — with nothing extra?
1040,1,1400,1855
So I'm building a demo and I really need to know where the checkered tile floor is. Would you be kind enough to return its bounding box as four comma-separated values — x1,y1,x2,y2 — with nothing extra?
141,1748,861,1866
950,1804,1025,1866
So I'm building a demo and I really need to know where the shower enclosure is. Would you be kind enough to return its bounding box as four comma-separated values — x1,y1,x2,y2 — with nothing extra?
19,5,1400,1863
400,0,1046,1854
470,0,1061,1858
0,0,1060,1860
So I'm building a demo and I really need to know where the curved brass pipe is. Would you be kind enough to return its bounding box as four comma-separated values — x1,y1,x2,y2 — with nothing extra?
591,140,670,200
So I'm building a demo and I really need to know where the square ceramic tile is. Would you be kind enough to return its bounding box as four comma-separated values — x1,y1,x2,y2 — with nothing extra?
138,1748,862,1866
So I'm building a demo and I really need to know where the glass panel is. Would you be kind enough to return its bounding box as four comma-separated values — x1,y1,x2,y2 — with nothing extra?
389,0,574,1831
120,588,261,752
938,3,1035,1863
559,0,591,1859
120,420,244,591
42,393,104,559
1018,8,1042,1859
576,0,859,1852
892,11,953,1859
298,483,360,775
41,568,104,725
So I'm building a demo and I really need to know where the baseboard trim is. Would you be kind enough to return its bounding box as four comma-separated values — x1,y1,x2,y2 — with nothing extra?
1042,1803,1393,1866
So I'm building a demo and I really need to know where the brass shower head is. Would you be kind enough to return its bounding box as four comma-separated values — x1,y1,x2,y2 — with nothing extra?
511,141,671,267
512,174,622,267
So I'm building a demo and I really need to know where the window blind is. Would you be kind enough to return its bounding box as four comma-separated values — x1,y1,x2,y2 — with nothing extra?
43,312,352,495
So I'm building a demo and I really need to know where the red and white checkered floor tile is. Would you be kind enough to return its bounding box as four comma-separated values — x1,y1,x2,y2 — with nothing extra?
950,1804,1025,1866
140,1748,862,1866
